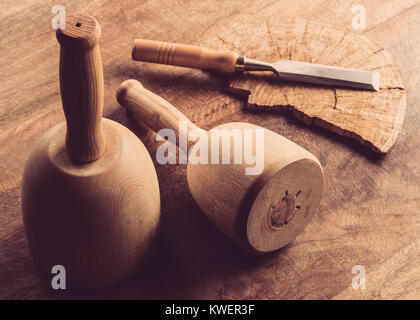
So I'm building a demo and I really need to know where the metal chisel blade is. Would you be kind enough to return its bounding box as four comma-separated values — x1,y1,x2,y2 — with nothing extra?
271,59,380,91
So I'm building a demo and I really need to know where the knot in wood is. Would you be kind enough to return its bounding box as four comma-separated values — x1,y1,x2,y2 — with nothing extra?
270,191,300,228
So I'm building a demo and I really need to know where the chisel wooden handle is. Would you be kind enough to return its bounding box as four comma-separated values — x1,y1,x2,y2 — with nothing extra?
132,39,238,73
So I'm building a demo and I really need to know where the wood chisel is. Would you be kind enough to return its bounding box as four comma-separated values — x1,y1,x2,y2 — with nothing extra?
132,39,380,91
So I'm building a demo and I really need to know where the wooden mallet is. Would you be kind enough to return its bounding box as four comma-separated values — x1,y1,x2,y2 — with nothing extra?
117,79,324,253
21,14,160,288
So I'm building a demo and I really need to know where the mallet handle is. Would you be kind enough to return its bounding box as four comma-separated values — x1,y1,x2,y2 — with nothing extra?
117,80,206,146
56,14,105,163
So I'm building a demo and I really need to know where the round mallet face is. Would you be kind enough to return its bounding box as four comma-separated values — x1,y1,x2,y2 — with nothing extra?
247,158,324,253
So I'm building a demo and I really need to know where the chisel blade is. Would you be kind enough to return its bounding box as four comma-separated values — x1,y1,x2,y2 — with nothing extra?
271,59,380,91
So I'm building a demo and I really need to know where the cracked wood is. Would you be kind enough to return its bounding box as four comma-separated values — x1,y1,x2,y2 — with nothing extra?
207,19,406,153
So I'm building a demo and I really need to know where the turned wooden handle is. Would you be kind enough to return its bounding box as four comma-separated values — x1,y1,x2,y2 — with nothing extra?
117,79,206,144
56,14,105,163
132,39,238,73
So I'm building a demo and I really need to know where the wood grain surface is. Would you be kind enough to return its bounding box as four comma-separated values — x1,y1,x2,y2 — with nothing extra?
1,0,420,299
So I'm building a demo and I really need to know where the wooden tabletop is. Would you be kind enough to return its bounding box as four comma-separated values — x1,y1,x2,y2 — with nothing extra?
1,0,420,299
